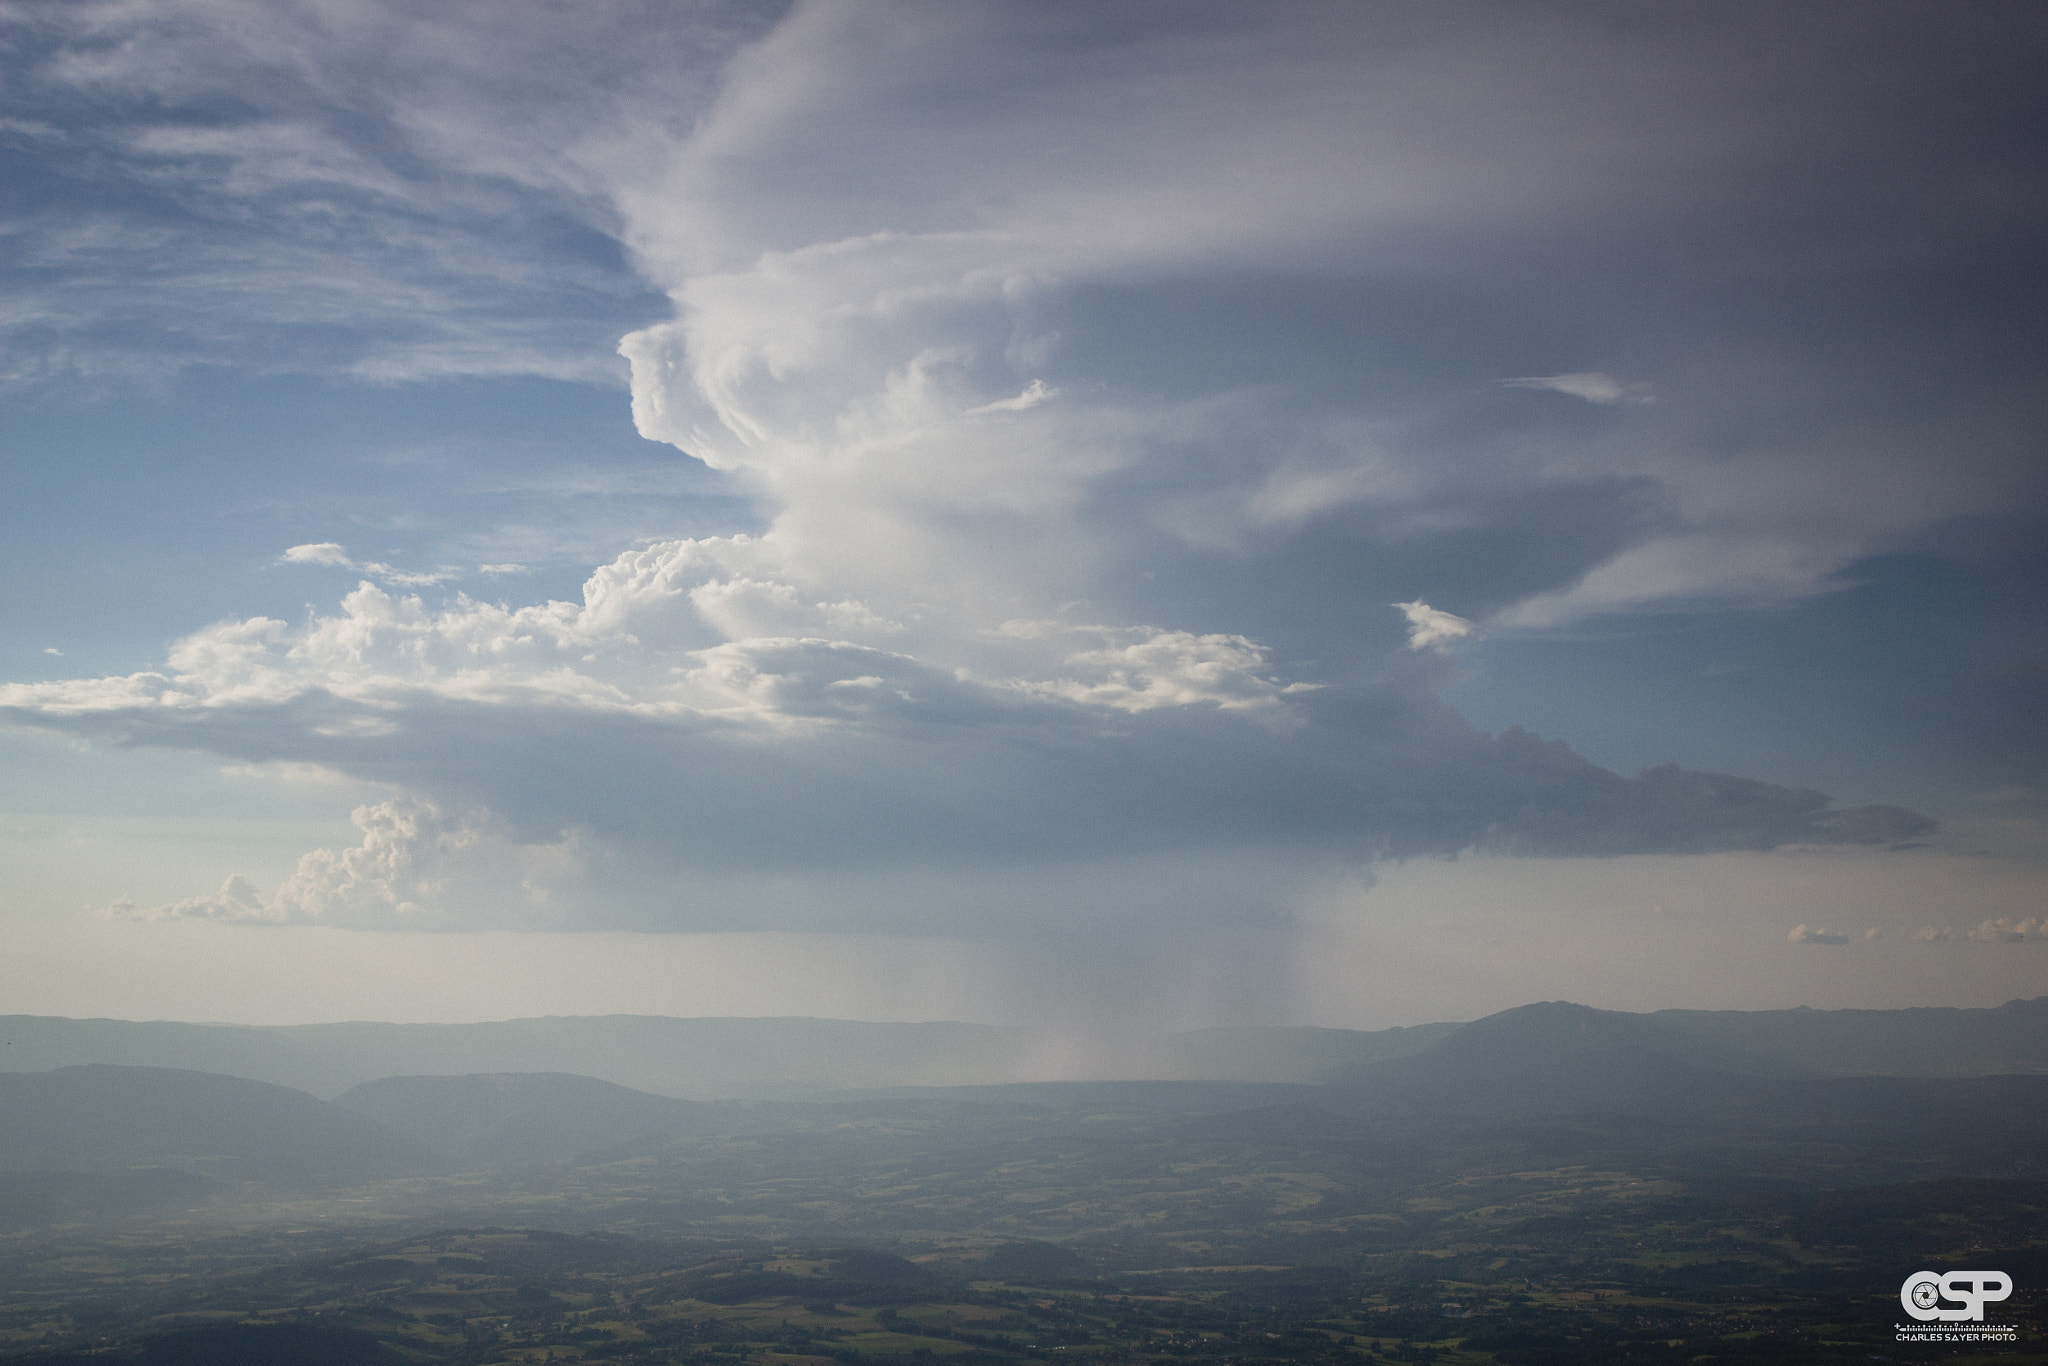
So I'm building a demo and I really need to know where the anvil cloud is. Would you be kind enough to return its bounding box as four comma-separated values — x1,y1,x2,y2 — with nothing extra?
3,0,2042,945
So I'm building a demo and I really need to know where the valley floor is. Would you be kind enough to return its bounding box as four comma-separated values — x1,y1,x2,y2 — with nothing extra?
2,1093,2045,1365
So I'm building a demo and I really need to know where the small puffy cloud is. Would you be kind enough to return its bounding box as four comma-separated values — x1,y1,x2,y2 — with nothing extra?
138,873,273,923
279,542,355,567
1026,625,1313,715
126,798,580,930
277,543,447,586
478,563,529,575
1908,921,2048,944
1394,601,1475,651
1788,923,1849,945
1500,372,1653,405
43,647,60,656
1967,917,2048,943
359,563,449,587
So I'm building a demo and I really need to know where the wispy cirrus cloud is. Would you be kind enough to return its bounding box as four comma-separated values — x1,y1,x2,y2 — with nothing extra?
0,0,778,386
1500,372,1653,405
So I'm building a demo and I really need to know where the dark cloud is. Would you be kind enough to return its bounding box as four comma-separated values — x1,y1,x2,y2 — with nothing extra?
1,644,1934,932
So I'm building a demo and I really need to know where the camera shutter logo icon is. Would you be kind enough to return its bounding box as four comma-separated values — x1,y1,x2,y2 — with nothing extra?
1901,1270,2012,1322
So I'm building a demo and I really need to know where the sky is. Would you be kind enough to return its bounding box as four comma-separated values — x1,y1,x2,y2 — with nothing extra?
2,0,2045,1034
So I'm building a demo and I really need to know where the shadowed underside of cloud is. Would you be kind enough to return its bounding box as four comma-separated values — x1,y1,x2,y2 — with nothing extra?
0,562,1931,930
2,675,1928,870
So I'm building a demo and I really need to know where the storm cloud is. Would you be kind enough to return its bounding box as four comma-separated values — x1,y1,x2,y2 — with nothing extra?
5,0,2034,934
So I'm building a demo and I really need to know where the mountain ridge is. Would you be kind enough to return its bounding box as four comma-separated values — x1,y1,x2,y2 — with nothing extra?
0,1065,428,1178
333,1071,716,1163
1,997,2042,1100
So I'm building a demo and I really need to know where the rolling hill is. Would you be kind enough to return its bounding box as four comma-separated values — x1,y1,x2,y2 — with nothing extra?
332,1071,716,1163
0,1065,427,1178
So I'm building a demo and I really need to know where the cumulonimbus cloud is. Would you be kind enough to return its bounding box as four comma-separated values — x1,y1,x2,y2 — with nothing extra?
14,0,2029,932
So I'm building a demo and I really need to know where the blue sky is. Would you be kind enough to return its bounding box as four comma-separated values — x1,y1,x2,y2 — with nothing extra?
1,1,2044,1031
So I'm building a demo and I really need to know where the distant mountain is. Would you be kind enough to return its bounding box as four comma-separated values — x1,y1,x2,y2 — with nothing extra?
1328,1001,2048,1143
1646,996,2048,1078
1148,1023,1460,1082
0,1015,1044,1099
1324,997,2048,1091
333,1072,714,1163
0,1014,1463,1098
1328,1002,1763,1119
0,1066,426,1179
2,998,2041,1101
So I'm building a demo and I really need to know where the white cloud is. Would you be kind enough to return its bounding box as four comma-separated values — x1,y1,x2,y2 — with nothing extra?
280,542,355,567
277,543,450,586
127,797,580,929
142,873,272,924
1908,925,2048,946
1494,536,1864,628
1039,631,1318,716
1966,917,2047,943
359,563,451,587
1787,923,1849,945
1394,601,1475,652
1501,372,1652,405
967,379,1058,415
0,538,1934,933
15,0,2039,626
604,1,2048,654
